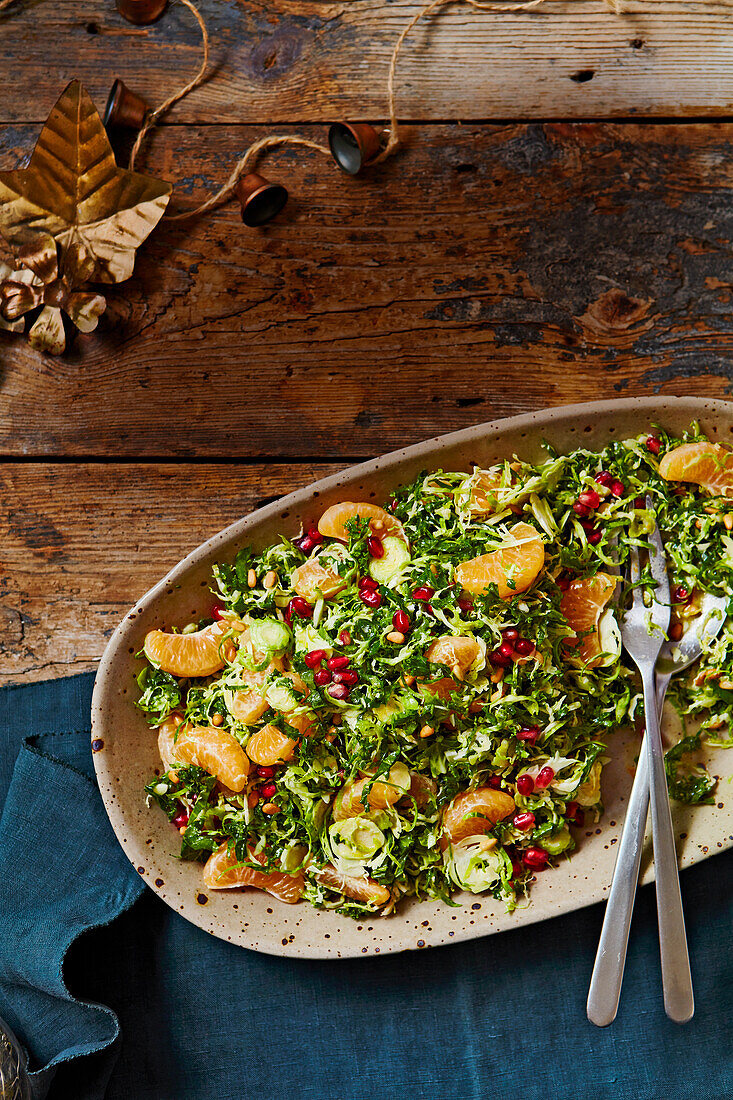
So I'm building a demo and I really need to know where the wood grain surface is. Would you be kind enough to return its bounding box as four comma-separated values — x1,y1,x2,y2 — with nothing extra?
2,1,733,684
1,1,733,124
2,121,733,459
0,463,337,684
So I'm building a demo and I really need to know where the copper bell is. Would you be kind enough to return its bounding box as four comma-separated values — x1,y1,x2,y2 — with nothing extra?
116,0,168,24
104,79,150,132
235,174,288,228
328,122,383,176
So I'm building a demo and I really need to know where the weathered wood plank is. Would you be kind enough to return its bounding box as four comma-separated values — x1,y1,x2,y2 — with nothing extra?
0,1,732,124
0,462,338,684
1,121,732,458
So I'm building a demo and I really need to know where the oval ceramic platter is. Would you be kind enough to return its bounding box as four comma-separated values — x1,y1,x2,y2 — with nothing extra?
92,396,733,958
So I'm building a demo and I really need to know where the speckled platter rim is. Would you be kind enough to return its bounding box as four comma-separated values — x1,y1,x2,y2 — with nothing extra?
92,396,733,958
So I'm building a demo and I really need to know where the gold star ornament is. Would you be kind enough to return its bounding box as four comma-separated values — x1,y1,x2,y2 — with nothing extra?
0,80,172,353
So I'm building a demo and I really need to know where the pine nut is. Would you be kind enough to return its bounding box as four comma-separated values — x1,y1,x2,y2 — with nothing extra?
468,701,483,714
247,568,257,587
419,724,435,739
490,668,505,683
725,514,733,531
263,802,280,815
670,623,683,642
211,712,224,726
403,673,416,687
387,630,405,644
264,570,278,589
490,684,505,703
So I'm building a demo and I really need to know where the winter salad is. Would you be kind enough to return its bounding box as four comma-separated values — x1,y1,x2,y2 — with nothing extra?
136,427,733,918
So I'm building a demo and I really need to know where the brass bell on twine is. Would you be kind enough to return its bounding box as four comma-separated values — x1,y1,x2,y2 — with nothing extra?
328,122,384,175
103,79,150,132
116,0,168,24
235,174,288,228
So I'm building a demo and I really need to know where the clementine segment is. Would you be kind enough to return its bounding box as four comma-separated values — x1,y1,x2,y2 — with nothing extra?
203,843,305,903
246,723,298,766
425,635,481,680
175,724,250,791
314,864,391,907
455,522,544,599
334,764,411,819
659,441,733,497
560,572,616,666
291,558,347,600
157,713,184,777
144,619,231,678
317,502,405,543
441,786,515,849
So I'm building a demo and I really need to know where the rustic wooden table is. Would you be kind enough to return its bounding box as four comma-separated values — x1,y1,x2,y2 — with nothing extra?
2,0,733,684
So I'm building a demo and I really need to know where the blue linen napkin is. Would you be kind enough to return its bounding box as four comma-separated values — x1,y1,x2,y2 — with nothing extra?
1,672,732,1100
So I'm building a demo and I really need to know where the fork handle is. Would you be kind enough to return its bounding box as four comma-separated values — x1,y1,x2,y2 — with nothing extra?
588,673,677,1026
642,668,694,1023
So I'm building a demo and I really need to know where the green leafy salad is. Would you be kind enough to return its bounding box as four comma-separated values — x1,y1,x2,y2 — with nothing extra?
137,425,733,917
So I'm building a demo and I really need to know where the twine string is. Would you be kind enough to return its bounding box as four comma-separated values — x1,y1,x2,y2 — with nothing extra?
376,0,625,162
165,134,330,220
129,0,210,170
1,0,627,217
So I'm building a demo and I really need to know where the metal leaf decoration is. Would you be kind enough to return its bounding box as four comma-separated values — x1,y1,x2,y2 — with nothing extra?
0,80,172,285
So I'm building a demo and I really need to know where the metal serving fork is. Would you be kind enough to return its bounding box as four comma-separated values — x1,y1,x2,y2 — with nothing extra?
587,591,726,1027
587,505,694,1026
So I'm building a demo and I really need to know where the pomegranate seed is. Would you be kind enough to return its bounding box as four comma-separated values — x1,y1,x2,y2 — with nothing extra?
298,535,315,554
359,576,379,591
289,596,313,620
610,480,625,498
595,470,613,487
393,610,410,633
516,726,540,743
328,683,350,700
646,435,662,455
673,585,690,603
513,811,535,831
573,809,585,827
511,860,523,879
578,488,601,510
307,526,323,545
257,766,276,779
587,529,602,546
457,597,474,614
502,628,520,644
334,669,359,685
172,808,189,829
635,496,646,509
535,766,555,789
211,604,226,621
339,629,352,646
516,774,534,796
572,500,591,518
367,536,384,558
261,782,277,799
314,668,332,687
514,637,534,657
412,586,434,601
304,650,326,668
487,775,503,790
489,648,513,668
327,655,350,670
499,642,515,661
523,847,548,869
360,588,382,609
557,576,571,591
